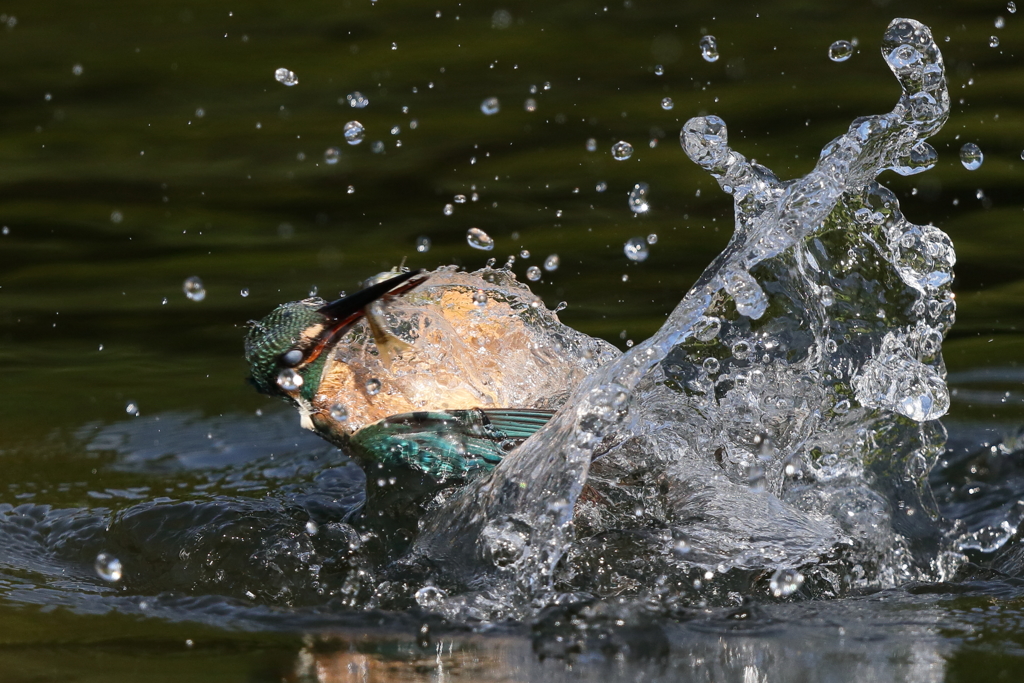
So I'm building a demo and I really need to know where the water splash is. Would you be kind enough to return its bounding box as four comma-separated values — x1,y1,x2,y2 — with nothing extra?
401,18,956,618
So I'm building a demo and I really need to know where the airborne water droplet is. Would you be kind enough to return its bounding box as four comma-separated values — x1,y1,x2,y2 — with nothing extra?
346,91,369,108
416,236,431,252
467,227,495,250
526,266,541,281
125,401,140,417
586,137,597,152
324,147,340,164
544,254,560,271
481,97,500,115
699,35,719,62
183,276,206,301
596,181,607,192
611,141,634,160
305,520,318,535
274,68,298,86
960,142,983,170
365,378,381,395
329,403,348,421
414,585,447,608
95,552,123,582
828,40,854,62
473,290,487,306
277,368,303,391
990,35,1000,48
623,237,649,262
343,121,365,145
661,97,674,110
628,183,650,213
443,203,454,216
769,568,805,597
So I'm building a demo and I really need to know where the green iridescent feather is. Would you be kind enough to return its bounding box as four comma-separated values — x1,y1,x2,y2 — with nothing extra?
348,408,555,482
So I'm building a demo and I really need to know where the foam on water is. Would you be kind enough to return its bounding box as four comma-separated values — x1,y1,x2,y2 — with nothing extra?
398,18,958,618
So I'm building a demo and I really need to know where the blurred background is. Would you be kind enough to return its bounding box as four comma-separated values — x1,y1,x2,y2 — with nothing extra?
1,0,1021,433
1,0,1023,679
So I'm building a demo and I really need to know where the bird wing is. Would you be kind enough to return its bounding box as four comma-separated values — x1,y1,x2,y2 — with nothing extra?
350,408,556,482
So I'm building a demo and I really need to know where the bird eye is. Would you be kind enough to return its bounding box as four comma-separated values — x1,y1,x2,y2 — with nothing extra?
280,348,304,367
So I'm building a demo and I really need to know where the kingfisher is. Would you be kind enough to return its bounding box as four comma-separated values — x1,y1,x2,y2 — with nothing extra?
244,267,611,535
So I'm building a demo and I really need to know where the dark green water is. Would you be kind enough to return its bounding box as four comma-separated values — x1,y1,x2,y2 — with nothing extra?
3,0,1024,680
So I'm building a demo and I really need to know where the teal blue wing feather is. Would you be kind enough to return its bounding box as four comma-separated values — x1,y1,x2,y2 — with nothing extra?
481,409,556,439
350,409,555,482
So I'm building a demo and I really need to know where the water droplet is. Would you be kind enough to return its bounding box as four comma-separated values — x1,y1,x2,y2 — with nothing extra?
1010,1,1018,13
346,185,355,194
343,120,365,145
416,236,431,252
329,403,348,421
960,142,983,170
990,35,1000,48
365,378,381,395
699,35,719,62
654,64,665,75
481,97,500,115
473,290,488,306
783,453,804,479
72,64,83,76
526,266,541,281
414,585,447,608
274,67,298,86
467,227,494,250
746,463,766,492
554,301,567,312
240,288,249,297
94,552,122,582
624,237,649,262
183,276,206,302
492,9,512,29
277,368,303,391
646,233,658,245
454,194,467,204
544,254,560,271
693,316,721,342
731,340,751,360
702,357,720,374
524,98,537,112
443,204,454,215
828,40,854,62
611,140,634,160
596,181,607,192
305,520,318,535
346,91,369,108
195,107,205,118
661,97,674,110
769,568,804,597
125,401,140,417
371,140,384,153
996,16,1006,29
324,147,340,164
628,182,650,213
110,210,123,224
586,137,597,152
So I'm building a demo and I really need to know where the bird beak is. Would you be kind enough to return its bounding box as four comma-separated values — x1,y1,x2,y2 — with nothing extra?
318,269,428,321
293,270,428,369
